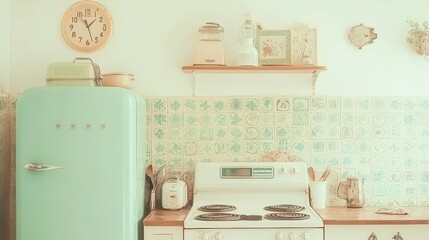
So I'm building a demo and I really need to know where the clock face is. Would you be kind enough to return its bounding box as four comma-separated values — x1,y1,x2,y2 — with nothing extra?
61,0,113,52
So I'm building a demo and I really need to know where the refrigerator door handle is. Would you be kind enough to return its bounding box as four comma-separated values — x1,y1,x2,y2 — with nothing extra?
24,163,66,171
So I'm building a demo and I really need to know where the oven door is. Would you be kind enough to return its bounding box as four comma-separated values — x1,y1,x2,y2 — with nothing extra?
184,228,323,240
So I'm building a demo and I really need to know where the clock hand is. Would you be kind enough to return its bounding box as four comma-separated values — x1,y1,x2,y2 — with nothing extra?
87,27,94,42
87,19,96,28
79,18,94,41
79,17,88,27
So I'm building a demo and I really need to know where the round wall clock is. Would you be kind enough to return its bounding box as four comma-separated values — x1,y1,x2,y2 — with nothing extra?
61,0,113,52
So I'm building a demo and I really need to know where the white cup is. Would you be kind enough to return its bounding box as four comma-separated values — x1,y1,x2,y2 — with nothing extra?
309,181,327,209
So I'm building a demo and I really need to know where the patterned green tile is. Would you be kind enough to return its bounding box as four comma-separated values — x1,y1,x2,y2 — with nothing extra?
326,97,341,111
198,98,213,111
229,112,243,126
245,141,259,154
214,113,228,126
213,98,229,112
386,97,403,112
371,97,386,112
168,97,183,112
275,97,292,111
311,112,327,125
168,127,183,140
183,113,197,126
184,142,198,156
230,97,243,111
169,113,184,126
153,127,167,140
245,113,260,126
404,97,418,111
311,97,326,112
244,98,259,111
214,127,228,140
259,97,274,112
198,113,213,126
356,97,371,112
184,98,197,112
341,97,355,112
199,127,214,140
292,97,310,111
418,97,429,112
152,98,167,112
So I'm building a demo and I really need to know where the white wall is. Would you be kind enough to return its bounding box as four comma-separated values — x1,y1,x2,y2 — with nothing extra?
6,0,429,96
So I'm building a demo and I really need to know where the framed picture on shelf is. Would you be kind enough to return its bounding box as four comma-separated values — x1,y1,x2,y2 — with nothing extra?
255,29,292,65
291,25,317,65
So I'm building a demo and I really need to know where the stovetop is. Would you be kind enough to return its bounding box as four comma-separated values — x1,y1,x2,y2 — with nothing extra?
184,192,323,228
184,161,323,229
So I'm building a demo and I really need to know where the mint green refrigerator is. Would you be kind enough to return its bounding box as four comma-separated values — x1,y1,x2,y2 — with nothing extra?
16,87,146,240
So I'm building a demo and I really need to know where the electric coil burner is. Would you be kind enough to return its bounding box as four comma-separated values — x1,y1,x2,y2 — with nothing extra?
184,162,324,240
264,204,306,212
264,212,310,221
195,213,263,221
197,204,236,212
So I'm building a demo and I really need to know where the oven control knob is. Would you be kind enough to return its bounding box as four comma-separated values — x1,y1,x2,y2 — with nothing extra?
290,167,298,174
215,231,223,240
275,231,284,240
201,231,210,240
288,232,296,240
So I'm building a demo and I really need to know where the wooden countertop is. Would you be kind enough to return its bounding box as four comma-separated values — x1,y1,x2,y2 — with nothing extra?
143,206,190,227
316,207,429,225
143,206,429,227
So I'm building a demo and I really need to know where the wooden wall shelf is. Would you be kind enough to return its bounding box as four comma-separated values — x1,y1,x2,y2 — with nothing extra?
182,65,327,73
182,65,327,95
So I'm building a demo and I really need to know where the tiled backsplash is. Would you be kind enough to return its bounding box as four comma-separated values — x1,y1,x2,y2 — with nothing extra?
145,96,429,207
1,95,429,228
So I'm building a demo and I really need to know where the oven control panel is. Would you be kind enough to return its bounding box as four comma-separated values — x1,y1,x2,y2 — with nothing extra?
184,229,323,240
220,166,274,179
194,162,309,190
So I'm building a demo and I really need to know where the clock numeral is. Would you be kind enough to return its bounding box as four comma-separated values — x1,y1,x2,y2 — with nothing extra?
100,32,104,37
69,24,74,31
102,24,107,31
76,11,83,18
86,40,91,46
84,8,92,17
72,32,76,38
78,37,83,42
71,17,78,23
95,37,99,43
99,16,104,23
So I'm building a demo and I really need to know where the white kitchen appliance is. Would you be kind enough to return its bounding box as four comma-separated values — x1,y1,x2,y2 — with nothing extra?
16,86,146,240
162,177,188,210
184,162,324,240
193,22,225,66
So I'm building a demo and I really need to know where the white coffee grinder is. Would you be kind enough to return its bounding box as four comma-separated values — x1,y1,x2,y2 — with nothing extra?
237,13,258,66
193,22,225,65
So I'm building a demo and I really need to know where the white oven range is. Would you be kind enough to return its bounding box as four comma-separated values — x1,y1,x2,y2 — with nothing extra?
184,162,324,240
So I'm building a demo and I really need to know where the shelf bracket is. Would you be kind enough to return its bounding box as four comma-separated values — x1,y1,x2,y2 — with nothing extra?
192,71,196,96
312,70,319,95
